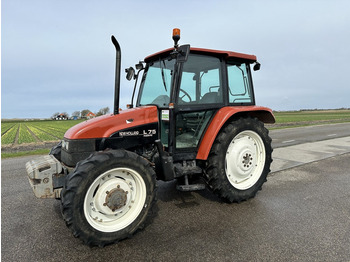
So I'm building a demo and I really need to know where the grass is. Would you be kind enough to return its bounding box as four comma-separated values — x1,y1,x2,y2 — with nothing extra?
274,110,350,123
1,148,51,159
1,119,83,145
270,109,350,129
1,122,16,135
1,124,19,145
1,119,83,158
25,124,58,141
18,124,37,144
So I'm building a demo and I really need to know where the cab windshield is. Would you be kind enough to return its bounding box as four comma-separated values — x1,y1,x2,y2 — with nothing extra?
137,58,175,107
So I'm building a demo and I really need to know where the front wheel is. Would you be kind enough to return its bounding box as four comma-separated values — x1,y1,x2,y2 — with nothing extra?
205,117,272,203
49,141,62,161
61,149,157,246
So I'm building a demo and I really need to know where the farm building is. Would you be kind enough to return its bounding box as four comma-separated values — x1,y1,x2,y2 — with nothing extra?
86,112,96,119
54,113,68,120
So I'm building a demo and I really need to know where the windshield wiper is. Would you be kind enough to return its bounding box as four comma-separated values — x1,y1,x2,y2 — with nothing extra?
160,60,167,92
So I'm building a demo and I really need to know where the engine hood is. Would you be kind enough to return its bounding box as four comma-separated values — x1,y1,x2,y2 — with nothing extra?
64,106,158,140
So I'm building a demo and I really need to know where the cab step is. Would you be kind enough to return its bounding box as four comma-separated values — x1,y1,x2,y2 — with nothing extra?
176,174,206,191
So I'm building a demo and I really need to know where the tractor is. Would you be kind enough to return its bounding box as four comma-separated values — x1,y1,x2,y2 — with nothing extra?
26,29,275,246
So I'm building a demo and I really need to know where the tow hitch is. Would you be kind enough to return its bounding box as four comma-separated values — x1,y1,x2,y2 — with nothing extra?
26,155,64,199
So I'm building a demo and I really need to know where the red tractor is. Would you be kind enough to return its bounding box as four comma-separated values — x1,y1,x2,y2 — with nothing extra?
26,29,274,246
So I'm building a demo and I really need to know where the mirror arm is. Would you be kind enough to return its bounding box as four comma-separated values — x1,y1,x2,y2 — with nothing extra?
130,68,144,107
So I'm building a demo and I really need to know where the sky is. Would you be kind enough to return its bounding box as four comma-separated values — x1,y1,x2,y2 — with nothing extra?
2,0,350,119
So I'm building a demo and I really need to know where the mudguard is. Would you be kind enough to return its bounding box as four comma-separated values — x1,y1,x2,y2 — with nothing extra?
196,106,275,160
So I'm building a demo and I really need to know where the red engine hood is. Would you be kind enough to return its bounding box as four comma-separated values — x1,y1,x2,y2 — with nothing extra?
64,106,159,140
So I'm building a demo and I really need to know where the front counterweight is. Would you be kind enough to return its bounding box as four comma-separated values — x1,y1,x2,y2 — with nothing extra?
26,155,63,198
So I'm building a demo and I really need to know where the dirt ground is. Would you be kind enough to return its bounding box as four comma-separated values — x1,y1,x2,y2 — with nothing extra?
1,141,59,153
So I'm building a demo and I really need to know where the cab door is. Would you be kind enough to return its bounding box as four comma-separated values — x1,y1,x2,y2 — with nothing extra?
173,54,225,157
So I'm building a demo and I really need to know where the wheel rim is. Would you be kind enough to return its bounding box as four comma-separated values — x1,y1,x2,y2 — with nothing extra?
84,167,147,232
225,130,266,190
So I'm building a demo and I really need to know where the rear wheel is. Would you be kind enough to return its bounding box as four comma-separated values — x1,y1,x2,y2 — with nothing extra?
205,117,272,202
61,149,157,246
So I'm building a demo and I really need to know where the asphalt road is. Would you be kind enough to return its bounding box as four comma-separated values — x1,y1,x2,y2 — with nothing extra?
2,125,350,261
270,122,350,148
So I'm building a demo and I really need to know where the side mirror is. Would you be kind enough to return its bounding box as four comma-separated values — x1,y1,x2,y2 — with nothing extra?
253,62,261,71
135,61,144,70
125,67,135,81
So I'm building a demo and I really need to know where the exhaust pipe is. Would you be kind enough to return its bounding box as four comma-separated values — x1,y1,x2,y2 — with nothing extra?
111,35,121,114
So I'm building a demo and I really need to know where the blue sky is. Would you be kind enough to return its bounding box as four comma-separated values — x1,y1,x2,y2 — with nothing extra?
2,0,350,118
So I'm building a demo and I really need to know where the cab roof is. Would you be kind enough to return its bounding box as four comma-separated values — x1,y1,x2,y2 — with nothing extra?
144,46,257,63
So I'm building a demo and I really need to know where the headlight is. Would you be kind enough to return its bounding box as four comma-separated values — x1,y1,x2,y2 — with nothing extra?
62,140,69,151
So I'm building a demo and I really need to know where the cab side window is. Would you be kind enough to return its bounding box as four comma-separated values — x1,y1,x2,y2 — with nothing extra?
178,54,223,104
227,63,253,104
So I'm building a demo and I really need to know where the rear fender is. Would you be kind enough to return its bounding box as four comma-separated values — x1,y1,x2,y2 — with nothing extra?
196,106,275,160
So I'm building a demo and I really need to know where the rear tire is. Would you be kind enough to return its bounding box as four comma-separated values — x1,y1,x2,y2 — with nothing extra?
205,117,272,203
61,149,157,246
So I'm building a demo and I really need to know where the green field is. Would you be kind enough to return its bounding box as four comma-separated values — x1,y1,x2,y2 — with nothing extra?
272,109,350,127
1,120,83,145
274,110,350,123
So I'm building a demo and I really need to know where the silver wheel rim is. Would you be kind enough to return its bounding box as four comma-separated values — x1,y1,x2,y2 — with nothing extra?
225,130,266,190
84,167,147,232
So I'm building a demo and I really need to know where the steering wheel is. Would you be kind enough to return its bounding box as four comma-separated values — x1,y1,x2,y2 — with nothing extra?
179,89,192,102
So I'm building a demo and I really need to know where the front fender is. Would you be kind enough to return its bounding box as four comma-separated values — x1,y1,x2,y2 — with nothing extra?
196,106,275,160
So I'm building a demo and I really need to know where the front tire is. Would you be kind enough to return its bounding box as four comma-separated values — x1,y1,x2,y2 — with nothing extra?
205,117,272,203
61,149,157,246
49,141,62,161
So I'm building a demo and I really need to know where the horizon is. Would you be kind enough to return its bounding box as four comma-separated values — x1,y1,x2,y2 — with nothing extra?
2,108,350,121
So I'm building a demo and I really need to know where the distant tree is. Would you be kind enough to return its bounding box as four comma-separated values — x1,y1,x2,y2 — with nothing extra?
81,109,91,118
101,107,110,115
96,107,110,116
72,111,81,117
51,112,60,119
62,112,69,118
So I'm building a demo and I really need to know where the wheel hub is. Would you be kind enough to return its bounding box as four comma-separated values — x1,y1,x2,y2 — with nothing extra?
242,153,253,168
104,187,128,212
84,167,148,232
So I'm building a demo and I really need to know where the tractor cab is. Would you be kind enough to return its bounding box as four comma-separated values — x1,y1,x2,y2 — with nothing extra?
127,29,269,161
